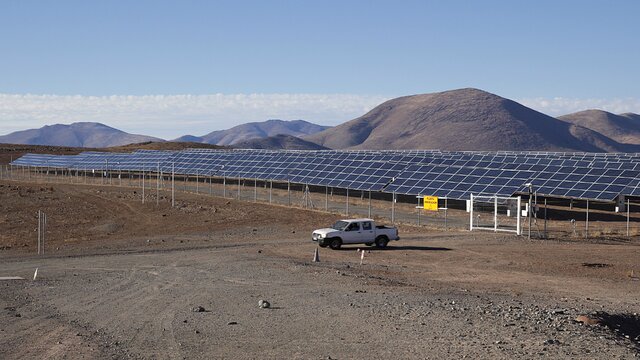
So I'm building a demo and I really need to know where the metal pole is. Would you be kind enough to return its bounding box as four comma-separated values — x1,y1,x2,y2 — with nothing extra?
391,192,395,224
269,181,273,203
516,196,521,235
223,176,226,198
156,162,160,206
544,198,548,239
209,176,212,195
287,181,291,206
325,186,328,211
346,188,349,216
368,191,372,218
37,210,41,255
171,163,175,207
254,179,257,202
494,196,498,232
196,171,199,194
444,197,448,231
238,178,241,199
418,205,421,226
528,191,532,239
142,170,145,204
42,213,46,255
585,199,589,239
627,198,630,237
470,194,474,231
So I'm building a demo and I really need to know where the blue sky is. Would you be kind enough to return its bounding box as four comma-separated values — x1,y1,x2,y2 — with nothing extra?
1,0,639,138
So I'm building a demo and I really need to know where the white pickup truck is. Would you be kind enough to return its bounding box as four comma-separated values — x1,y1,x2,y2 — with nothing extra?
311,218,399,250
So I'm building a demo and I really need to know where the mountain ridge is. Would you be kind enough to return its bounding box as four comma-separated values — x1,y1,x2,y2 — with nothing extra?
558,109,640,145
174,119,330,145
304,88,640,152
0,122,163,148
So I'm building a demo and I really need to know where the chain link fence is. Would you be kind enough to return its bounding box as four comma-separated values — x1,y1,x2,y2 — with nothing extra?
3,164,640,240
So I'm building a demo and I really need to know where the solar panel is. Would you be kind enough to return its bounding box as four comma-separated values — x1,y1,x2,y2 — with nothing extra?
10,148,640,202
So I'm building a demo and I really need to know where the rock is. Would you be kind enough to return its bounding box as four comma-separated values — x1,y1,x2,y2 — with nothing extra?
258,300,270,309
191,306,206,313
575,315,602,325
227,321,237,325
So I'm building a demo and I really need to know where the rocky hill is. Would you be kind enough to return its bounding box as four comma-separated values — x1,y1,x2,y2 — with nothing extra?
233,134,329,150
0,122,163,148
304,88,639,152
558,110,640,145
174,119,330,146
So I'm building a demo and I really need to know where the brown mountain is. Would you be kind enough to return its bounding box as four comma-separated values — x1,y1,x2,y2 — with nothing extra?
174,119,330,145
558,110,640,145
0,122,164,148
233,134,329,150
304,88,639,152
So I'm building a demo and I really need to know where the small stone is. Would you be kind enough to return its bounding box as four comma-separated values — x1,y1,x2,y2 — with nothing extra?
258,300,270,309
227,321,237,325
575,315,601,325
191,306,206,313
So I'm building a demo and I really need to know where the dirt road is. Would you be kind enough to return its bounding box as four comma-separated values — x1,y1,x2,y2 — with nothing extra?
1,180,639,359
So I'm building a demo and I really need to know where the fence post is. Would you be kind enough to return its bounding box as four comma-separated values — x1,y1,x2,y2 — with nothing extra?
516,196,522,236
171,163,175,207
494,196,498,232
469,194,474,231
627,198,630,237
544,198,548,239
585,199,589,239
391,192,396,224
346,188,349,216
325,186,328,211
444,197,448,231
37,210,41,255
156,163,160,206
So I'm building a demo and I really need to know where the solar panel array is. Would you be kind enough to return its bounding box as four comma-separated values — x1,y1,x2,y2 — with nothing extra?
10,149,640,202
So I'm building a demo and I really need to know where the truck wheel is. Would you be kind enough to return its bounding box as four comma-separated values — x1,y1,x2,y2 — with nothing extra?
375,236,389,248
365,242,373,246
329,238,342,250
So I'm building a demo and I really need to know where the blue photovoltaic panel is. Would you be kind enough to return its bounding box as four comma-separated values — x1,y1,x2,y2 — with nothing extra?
10,148,640,202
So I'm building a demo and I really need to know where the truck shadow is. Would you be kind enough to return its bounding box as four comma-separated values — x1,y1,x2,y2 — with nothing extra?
382,245,452,251
336,245,451,251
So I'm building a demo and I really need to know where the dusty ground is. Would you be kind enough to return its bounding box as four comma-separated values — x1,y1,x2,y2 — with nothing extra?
1,180,639,359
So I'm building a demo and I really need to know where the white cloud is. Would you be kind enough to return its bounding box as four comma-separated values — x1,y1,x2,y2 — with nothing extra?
517,97,640,117
0,93,390,139
2,93,639,140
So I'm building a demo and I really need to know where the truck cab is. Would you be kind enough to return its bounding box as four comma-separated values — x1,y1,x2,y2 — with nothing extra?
311,218,399,250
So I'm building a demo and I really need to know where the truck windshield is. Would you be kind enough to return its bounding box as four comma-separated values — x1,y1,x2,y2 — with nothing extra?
332,221,349,230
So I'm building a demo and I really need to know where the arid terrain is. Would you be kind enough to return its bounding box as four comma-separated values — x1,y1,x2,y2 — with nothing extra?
1,179,639,359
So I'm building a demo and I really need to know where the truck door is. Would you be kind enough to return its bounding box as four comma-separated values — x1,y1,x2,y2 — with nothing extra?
341,222,362,243
361,221,375,241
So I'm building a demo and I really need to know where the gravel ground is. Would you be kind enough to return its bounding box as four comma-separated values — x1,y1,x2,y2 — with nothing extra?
1,180,639,359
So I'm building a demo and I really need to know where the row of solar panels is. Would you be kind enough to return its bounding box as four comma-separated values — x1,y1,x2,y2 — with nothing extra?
10,149,640,202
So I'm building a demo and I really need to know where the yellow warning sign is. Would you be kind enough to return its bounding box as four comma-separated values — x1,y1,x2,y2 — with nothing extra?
423,196,439,211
